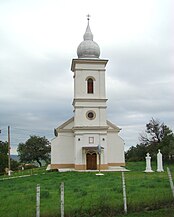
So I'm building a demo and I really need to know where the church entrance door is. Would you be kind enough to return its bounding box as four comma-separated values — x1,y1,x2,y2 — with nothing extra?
86,153,97,170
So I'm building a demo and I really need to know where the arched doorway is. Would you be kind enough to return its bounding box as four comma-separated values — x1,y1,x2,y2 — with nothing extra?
86,153,97,170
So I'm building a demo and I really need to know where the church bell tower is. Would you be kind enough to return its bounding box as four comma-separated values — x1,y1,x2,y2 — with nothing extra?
71,16,109,170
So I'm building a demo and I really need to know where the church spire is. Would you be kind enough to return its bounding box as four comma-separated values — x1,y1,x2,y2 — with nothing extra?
83,14,93,41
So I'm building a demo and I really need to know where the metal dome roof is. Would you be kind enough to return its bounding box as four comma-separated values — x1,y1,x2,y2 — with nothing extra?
77,19,100,59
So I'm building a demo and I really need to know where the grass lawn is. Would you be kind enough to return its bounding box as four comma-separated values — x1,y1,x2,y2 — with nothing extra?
0,162,174,217
119,207,174,217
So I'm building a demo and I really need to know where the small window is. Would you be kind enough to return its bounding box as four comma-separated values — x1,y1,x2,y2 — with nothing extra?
89,137,94,144
87,78,93,93
86,110,96,120
88,112,94,119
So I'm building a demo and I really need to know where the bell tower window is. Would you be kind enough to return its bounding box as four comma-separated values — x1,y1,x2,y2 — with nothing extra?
87,78,94,94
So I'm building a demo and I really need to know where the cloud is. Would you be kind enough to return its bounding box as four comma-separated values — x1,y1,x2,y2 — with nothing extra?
0,0,173,154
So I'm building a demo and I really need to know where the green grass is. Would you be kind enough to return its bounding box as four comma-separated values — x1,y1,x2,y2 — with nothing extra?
0,162,174,217
118,207,174,217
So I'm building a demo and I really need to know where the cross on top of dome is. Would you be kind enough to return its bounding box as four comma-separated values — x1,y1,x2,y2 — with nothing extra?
87,14,90,21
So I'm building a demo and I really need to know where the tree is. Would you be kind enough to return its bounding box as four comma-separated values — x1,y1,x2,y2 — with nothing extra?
17,136,51,167
139,118,174,160
126,118,174,162
0,141,20,174
159,126,174,161
139,118,165,145
125,143,147,162
0,141,8,174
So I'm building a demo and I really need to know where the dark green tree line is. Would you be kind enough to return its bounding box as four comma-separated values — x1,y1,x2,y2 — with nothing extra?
0,141,19,174
126,118,174,162
0,141,8,173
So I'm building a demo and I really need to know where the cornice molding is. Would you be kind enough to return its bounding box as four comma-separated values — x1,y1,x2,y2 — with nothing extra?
71,58,108,72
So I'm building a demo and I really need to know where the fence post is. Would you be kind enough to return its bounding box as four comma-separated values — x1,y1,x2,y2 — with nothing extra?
36,184,40,217
122,172,127,214
167,167,174,199
60,182,64,217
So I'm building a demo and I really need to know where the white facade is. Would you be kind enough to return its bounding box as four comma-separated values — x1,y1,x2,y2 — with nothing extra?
51,19,125,170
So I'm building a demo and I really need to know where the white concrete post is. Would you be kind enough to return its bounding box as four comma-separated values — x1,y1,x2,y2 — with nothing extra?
144,153,154,172
36,184,40,217
157,149,164,172
167,167,174,199
60,182,64,217
122,172,127,214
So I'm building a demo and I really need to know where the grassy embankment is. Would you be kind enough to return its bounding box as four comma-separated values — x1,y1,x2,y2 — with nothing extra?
0,162,174,217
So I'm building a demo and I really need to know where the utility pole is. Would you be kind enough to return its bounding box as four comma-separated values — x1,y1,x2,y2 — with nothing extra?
8,126,11,176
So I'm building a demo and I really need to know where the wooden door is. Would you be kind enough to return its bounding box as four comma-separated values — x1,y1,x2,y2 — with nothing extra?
86,153,97,170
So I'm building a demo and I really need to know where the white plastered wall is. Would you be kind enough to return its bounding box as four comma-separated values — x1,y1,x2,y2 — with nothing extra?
107,131,125,164
74,68,106,99
51,132,74,164
74,107,107,127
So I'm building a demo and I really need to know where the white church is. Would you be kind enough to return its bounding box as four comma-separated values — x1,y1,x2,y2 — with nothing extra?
51,18,125,170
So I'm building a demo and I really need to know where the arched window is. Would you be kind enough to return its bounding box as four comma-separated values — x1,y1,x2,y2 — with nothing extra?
87,78,93,93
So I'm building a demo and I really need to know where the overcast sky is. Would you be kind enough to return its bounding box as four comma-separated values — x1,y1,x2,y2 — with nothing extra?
0,0,173,154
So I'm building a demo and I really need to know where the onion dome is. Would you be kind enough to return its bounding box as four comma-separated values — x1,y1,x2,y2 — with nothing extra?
77,17,100,59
